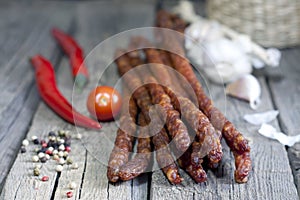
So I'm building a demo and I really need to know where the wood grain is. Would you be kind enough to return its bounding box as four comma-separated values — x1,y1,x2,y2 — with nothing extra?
267,48,300,195
73,2,154,199
0,1,299,199
150,73,298,199
0,2,74,192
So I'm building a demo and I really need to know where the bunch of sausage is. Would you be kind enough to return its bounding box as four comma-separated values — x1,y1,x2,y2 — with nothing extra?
107,10,251,184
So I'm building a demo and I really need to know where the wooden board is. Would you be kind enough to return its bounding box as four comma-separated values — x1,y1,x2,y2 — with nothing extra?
0,2,75,191
73,2,154,200
150,76,298,200
0,1,299,199
267,48,300,195
1,1,154,199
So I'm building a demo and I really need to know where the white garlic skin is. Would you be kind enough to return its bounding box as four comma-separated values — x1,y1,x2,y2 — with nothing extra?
226,74,261,109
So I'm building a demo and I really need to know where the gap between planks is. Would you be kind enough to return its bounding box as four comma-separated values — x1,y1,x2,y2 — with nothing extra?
0,2,74,193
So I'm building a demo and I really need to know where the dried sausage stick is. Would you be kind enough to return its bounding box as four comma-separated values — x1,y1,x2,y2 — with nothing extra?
131,41,222,167
125,47,191,152
145,76,190,152
158,50,189,98
119,114,152,181
107,86,137,182
128,50,206,182
156,10,251,183
115,50,183,184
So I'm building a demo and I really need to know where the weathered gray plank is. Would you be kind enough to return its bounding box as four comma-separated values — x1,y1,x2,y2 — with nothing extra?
0,106,71,200
204,78,297,200
73,2,154,200
1,1,299,200
49,57,87,200
0,35,79,199
267,48,300,195
0,2,75,192
150,73,298,199
149,1,298,199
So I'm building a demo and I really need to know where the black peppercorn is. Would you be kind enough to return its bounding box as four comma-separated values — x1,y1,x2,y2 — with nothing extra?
48,131,56,137
33,139,40,145
20,146,26,153
40,156,47,163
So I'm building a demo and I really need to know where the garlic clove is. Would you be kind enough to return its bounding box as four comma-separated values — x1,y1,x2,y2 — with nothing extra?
243,110,279,125
226,74,261,109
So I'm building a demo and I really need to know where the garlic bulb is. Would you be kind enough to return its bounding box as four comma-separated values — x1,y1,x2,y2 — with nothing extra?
188,37,252,84
174,0,281,84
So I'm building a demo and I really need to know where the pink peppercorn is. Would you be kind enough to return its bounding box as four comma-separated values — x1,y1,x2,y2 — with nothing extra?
66,191,73,198
65,146,71,153
41,176,49,182
42,143,47,148
45,150,52,155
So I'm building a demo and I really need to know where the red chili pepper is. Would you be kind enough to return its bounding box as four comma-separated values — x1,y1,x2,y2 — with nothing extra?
51,27,89,90
30,55,101,130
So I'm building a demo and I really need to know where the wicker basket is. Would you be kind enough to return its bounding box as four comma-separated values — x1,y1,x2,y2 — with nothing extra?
207,0,300,48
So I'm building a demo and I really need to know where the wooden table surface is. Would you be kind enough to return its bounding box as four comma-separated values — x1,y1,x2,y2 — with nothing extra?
0,1,299,199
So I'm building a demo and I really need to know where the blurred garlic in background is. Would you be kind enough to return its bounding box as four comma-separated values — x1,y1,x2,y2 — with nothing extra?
172,0,282,109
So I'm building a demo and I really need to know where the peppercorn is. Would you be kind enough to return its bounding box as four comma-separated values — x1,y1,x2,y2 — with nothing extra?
65,130,70,137
42,143,47,148
58,130,65,137
48,131,56,137
45,154,50,160
71,163,79,169
38,152,45,158
68,182,77,190
63,151,69,158
33,138,40,145
65,146,71,153
52,150,58,155
58,158,65,165
22,139,29,146
49,136,56,142
33,168,40,176
41,176,49,182
66,157,73,165
40,157,47,163
75,133,82,140
55,165,63,172
58,151,64,158
45,150,52,155
31,135,38,141
58,144,65,151
20,146,26,153
48,147,54,151
66,191,73,198
53,155,59,161
31,136,40,145
32,155,39,162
